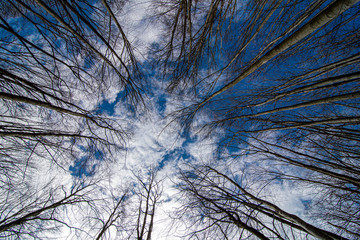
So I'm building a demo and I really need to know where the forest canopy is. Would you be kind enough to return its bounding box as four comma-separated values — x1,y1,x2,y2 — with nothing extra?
0,0,359,239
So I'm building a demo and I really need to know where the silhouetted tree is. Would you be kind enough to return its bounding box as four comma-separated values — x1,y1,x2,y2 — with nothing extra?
0,180,96,239
178,164,352,239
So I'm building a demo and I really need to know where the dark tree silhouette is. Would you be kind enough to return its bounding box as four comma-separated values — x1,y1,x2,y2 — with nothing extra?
178,164,352,239
1,0,360,239
0,180,96,239
0,1,142,238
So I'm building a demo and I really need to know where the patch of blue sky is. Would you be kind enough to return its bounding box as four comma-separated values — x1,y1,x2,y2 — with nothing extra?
211,1,360,114
233,174,243,186
138,60,169,115
184,170,198,180
82,53,95,70
70,145,104,178
97,97,117,116
180,128,198,147
95,59,160,117
157,94,167,116
96,90,137,117
69,156,96,178
3,15,38,35
157,147,193,171
216,127,249,156
300,199,312,211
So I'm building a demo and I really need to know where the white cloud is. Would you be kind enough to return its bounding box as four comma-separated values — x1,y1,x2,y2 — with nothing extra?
116,0,162,61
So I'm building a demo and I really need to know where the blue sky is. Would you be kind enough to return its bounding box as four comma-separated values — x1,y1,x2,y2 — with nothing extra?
1,0,359,239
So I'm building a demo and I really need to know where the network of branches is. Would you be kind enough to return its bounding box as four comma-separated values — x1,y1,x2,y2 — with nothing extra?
0,0,359,239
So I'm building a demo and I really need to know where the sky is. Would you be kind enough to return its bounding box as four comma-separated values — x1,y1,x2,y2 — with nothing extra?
1,0,359,239
76,1,315,238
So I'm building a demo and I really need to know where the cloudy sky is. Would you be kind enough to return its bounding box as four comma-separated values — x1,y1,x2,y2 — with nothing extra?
78,1,315,238
1,0,359,239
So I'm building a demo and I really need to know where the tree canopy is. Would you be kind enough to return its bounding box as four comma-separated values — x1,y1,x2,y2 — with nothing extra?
1,0,359,239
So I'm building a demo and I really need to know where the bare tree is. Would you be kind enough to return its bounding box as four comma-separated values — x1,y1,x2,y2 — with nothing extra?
92,189,128,240
1,0,359,239
88,169,163,240
0,179,97,239
227,129,360,238
0,0,140,192
151,0,238,94
161,0,360,131
195,0,359,107
178,164,352,239
133,169,162,240
0,1,143,238
1,0,142,104
157,2,360,237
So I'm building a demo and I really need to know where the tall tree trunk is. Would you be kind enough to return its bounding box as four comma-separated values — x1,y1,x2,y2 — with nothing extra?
198,0,360,107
